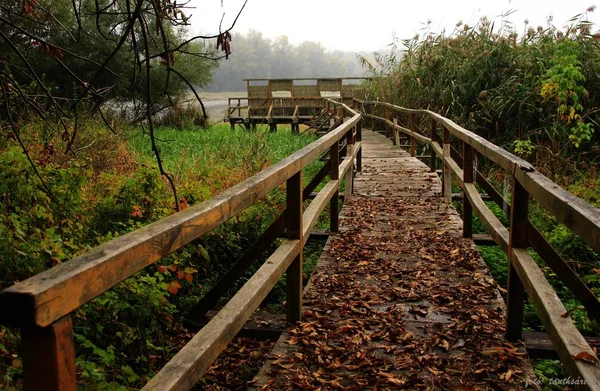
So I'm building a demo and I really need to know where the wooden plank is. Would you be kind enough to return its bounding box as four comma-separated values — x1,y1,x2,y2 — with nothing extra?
0,106,361,329
286,172,303,324
22,316,76,391
142,240,299,391
511,247,600,389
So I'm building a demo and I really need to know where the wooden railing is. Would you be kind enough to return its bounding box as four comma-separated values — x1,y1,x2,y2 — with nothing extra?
0,100,362,391
358,99,600,389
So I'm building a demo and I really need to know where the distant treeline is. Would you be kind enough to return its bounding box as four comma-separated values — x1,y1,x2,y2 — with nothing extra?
207,31,370,91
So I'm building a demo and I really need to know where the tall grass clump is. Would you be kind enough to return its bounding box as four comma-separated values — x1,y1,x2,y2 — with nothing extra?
361,8,600,182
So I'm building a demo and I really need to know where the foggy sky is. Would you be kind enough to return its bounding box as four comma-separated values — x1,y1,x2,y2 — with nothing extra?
187,0,599,52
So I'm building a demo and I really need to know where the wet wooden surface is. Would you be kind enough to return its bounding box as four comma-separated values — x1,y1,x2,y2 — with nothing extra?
249,129,537,390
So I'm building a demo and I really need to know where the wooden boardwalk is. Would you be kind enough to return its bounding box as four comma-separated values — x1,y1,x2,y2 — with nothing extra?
251,130,537,390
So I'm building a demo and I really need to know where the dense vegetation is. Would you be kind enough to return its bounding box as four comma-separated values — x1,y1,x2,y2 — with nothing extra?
362,9,600,386
208,31,368,91
0,121,323,389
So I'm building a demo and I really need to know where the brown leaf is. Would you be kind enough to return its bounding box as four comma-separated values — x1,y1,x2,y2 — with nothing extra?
441,339,450,351
573,351,599,364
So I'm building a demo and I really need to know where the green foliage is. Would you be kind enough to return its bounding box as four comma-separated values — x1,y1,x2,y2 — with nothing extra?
512,139,536,160
540,40,594,148
0,146,86,287
0,120,320,388
362,10,600,177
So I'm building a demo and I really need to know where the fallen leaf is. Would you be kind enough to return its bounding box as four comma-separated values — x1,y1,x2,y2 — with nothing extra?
573,351,599,364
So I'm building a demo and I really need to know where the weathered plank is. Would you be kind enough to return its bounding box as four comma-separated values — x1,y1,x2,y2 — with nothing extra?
22,316,77,391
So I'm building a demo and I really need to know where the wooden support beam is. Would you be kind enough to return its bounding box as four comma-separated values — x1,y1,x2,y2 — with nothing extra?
473,234,497,246
356,122,362,172
524,331,600,360
344,127,355,202
22,316,76,391
409,113,416,157
505,177,528,341
463,142,474,239
442,127,452,203
330,139,340,233
393,117,399,147
286,172,303,324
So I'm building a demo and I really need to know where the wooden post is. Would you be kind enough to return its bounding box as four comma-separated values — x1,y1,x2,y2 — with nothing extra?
410,113,417,157
430,119,437,172
344,128,355,202
286,171,303,324
356,122,362,173
463,142,473,238
22,316,77,391
506,177,529,341
330,139,340,233
385,108,391,138
393,117,399,147
370,104,375,131
443,127,452,203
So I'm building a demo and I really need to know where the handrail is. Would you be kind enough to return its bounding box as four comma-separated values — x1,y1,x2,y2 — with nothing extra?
0,100,362,391
356,98,600,389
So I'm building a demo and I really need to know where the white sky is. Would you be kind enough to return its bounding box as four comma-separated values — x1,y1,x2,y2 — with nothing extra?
186,0,599,52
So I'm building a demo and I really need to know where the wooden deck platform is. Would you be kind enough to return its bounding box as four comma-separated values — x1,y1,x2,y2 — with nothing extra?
250,129,538,390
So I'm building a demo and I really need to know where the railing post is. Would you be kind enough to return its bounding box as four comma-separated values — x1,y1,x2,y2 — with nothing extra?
344,127,355,202
506,177,528,341
286,171,303,324
22,316,77,391
330,139,340,233
429,118,437,172
392,117,399,147
463,142,473,238
442,127,452,203
370,104,375,131
409,113,417,157
385,107,391,139
356,121,362,173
